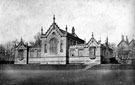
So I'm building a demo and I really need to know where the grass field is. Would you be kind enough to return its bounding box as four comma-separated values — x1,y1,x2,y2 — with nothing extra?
0,64,135,85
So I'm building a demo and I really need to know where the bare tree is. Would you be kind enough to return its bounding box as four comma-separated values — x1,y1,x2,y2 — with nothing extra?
0,39,19,64
29,32,41,48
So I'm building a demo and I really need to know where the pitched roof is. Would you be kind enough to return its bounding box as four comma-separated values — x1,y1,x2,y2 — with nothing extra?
16,39,27,49
129,39,135,45
86,36,99,47
42,22,64,37
117,39,129,47
41,21,83,41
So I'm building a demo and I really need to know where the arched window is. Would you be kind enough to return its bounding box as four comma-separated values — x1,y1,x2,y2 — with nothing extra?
89,47,96,59
44,44,47,53
60,43,63,52
49,38,58,54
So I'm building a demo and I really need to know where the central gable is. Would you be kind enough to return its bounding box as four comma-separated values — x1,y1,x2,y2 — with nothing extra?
118,40,129,48
47,28,61,40
87,38,99,47
44,23,65,38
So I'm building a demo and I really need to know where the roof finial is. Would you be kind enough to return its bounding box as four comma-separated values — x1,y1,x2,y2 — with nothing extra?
72,26,75,34
65,25,67,32
53,14,55,23
92,32,94,38
106,36,108,45
122,35,124,41
41,26,43,34
21,37,22,41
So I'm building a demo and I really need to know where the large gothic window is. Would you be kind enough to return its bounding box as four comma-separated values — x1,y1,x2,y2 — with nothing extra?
49,38,58,54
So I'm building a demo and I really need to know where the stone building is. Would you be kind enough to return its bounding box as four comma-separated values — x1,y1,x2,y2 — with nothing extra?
15,15,84,64
69,33,114,64
69,33,101,64
40,15,84,64
117,35,135,64
14,38,29,64
14,15,114,64
100,37,114,64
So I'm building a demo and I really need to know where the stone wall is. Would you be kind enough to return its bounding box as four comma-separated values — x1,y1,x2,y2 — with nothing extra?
69,56,100,64
29,57,66,64
69,45,101,65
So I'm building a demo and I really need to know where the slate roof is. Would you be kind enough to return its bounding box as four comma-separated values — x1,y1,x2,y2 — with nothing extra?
117,39,129,47
42,20,84,41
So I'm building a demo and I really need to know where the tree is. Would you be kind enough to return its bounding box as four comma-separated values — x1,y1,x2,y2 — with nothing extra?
0,45,6,62
12,39,19,45
29,32,41,48
0,39,19,64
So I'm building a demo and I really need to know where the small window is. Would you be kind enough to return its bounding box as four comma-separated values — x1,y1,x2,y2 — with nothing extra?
60,43,63,52
30,51,34,58
78,49,83,56
70,49,75,57
37,50,41,57
44,44,47,53
52,32,56,35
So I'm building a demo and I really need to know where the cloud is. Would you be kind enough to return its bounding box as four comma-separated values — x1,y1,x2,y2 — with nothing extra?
0,0,134,45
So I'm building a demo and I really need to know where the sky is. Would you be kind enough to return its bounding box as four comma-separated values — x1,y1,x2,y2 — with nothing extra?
0,0,135,45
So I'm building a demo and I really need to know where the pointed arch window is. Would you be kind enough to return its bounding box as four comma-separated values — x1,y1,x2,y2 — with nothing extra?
60,43,63,52
44,44,47,53
49,38,58,54
89,47,96,59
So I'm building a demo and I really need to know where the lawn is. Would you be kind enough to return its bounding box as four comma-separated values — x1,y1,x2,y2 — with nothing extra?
0,64,135,85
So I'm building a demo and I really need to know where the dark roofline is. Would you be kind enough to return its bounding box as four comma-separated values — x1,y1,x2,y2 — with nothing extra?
16,40,27,48
86,37,99,45
129,39,135,45
41,20,84,42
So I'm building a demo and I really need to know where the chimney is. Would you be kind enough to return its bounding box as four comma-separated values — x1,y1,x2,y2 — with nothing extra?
122,35,124,41
65,25,68,36
72,27,75,35
92,32,94,38
106,36,108,46
126,36,129,44
53,14,55,23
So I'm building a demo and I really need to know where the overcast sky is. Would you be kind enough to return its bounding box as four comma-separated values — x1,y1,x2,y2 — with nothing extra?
0,0,135,45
